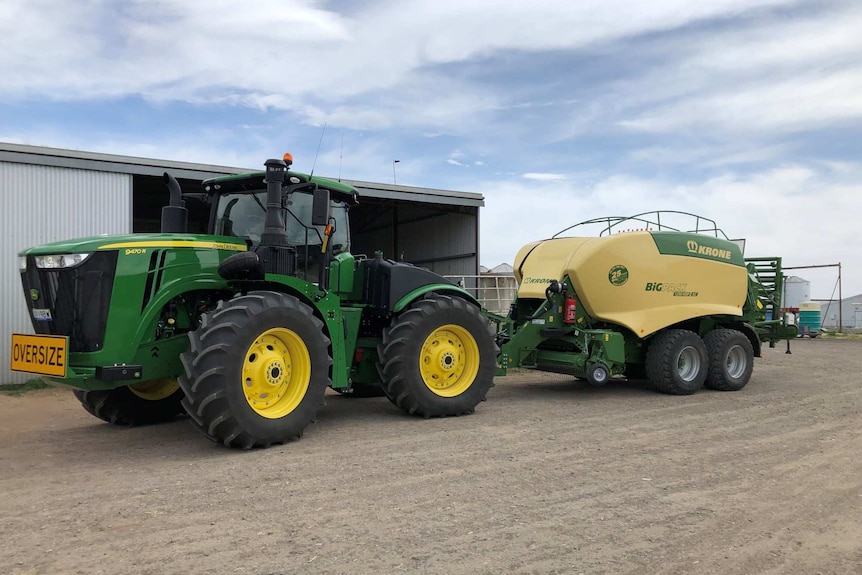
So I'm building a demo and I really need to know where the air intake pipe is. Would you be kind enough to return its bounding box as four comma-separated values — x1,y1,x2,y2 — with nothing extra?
255,158,295,275
260,159,289,246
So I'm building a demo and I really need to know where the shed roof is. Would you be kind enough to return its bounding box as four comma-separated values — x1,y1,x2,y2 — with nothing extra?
0,142,484,207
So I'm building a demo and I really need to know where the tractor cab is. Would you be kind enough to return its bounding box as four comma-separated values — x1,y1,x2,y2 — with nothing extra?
202,156,358,282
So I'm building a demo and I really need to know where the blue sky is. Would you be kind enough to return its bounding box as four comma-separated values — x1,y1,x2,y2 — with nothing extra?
1,0,860,298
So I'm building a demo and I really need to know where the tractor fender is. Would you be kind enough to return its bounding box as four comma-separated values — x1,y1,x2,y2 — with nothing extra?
362,255,480,313
392,284,480,313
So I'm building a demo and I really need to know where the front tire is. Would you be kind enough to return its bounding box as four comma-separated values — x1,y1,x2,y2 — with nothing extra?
645,329,707,395
73,378,184,426
378,294,496,417
179,291,331,449
704,329,754,391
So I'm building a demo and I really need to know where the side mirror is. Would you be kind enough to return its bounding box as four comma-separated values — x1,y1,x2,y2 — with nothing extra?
311,188,331,226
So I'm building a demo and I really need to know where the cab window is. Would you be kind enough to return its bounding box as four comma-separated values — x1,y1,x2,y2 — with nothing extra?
214,190,349,252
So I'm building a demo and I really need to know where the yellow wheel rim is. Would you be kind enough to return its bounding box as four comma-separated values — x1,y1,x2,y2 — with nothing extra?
419,324,480,397
243,328,311,419
129,378,179,401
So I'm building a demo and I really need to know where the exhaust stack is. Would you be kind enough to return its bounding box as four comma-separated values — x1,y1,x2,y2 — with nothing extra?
160,172,188,233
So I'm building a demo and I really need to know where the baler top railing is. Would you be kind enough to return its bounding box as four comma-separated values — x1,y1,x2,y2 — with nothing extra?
552,211,729,239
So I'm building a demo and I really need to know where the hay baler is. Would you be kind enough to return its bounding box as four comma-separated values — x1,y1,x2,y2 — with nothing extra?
491,212,797,394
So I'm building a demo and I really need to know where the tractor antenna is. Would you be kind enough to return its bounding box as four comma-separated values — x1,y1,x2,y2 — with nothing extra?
338,131,344,182
309,121,327,178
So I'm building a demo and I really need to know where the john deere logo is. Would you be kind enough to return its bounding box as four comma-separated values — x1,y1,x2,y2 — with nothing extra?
609,265,629,286
30,289,39,301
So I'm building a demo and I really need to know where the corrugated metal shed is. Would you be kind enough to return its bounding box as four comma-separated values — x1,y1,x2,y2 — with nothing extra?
2,161,132,383
0,143,484,207
819,295,862,329
1,142,484,384
0,142,249,181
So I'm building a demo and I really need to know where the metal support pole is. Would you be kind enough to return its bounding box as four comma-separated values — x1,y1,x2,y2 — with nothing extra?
838,262,843,333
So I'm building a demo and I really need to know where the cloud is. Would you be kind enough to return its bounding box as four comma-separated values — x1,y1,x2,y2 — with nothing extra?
478,161,862,296
0,1,807,116
522,172,568,181
5,1,859,169
2,0,860,296
611,2,862,136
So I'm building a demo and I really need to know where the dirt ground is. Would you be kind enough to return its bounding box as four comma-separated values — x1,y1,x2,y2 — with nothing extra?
1,338,859,575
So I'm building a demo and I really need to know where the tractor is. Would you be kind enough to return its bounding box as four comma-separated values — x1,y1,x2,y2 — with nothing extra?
490,212,798,394
12,155,497,448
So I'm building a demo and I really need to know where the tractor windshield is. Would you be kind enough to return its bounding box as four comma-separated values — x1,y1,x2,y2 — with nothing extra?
213,189,350,253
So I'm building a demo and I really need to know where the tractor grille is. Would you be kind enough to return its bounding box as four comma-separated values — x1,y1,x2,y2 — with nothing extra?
20,251,118,352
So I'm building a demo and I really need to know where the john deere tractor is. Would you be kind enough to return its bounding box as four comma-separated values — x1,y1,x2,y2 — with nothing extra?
491,212,797,394
12,155,496,448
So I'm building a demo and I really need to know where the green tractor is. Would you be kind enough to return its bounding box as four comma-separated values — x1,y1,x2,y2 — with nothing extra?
12,155,497,448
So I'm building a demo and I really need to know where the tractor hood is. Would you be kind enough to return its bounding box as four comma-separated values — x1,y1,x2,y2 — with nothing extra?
19,233,248,256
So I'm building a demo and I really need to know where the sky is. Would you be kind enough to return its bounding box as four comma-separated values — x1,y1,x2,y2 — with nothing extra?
1,0,860,299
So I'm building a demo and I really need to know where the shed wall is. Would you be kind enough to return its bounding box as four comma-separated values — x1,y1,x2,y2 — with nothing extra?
350,200,479,277
1,162,131,383
396,210,477,276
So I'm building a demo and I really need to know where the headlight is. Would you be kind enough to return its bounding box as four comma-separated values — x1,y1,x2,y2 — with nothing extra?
34,253,92,269
19,256,27,272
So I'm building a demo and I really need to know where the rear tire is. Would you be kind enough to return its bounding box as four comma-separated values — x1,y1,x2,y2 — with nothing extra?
645,329,707,395
704,329,754,391
378,294,496,417
179,291,331,449
73,379,184,426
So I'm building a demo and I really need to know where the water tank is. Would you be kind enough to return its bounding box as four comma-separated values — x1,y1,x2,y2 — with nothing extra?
797,301,821,336
783,276,810,309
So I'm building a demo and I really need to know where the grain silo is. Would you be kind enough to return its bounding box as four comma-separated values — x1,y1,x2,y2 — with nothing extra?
783,276,811,310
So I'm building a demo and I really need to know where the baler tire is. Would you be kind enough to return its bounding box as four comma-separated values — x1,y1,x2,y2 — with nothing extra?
73,384,184,426
377,294,497,418
586,363,609,386
179,291,331,449
704,329,754,391
645,329,707,395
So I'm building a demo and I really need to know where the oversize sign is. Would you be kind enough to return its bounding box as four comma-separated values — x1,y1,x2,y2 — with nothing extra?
10,333,68,377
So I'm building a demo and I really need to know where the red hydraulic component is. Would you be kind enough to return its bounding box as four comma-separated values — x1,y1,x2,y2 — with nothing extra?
564,297,577,324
